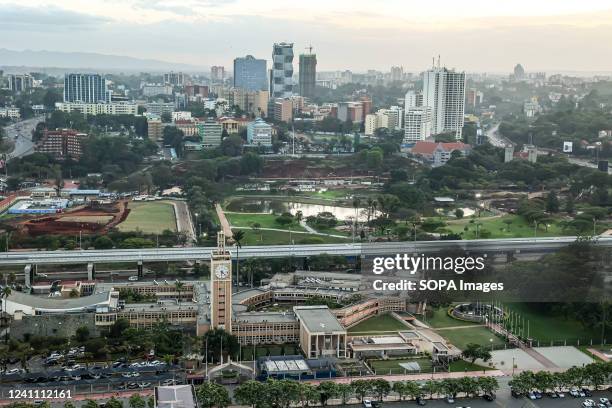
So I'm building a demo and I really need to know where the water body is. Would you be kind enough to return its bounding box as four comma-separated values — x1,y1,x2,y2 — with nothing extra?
226,198,375,221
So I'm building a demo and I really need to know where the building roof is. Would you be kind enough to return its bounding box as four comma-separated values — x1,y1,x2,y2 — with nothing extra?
234,311,297,324
4,290,113,313
293,305,345,334
411,141,471,156
155,385,198,408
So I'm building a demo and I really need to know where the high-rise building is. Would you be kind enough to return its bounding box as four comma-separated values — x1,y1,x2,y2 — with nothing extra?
37,129,86,160
163,71,184,86
403,107,432,143
466,88,483,107
233,56,267,91
390,66,403,82
210,66,225,83
64,74,107,103
7,74,33,93
298,52,317,99
405,90,423,109
337,102,364,123
513,64,525,80
270,43,294,99
422,67,466,140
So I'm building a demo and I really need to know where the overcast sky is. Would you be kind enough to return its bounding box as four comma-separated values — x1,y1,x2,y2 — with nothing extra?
2,0,612,73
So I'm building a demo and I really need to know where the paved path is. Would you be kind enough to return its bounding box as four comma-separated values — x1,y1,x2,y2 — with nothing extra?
171,200,196,244
215,203,234,239
587,348,610,362
435,324,486,330
231,226,349,239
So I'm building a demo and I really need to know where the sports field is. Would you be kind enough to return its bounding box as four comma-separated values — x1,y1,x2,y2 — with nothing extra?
118,201,177,234
348,314,408,334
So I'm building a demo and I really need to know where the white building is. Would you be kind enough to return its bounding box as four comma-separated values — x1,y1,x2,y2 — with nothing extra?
246,118,273,146
172,111,192,121
403,107,432,143
422,67,466,140
364,107,403,136
55,102,138,116
142,84,173,97
270,43,294,98
0,106,21,119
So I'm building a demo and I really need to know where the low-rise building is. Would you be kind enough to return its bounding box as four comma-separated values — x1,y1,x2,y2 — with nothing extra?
408,141,471,167
246,118,272,146
37,129,87,160
55,102,138,116
0,106,21,119
198,120,223,147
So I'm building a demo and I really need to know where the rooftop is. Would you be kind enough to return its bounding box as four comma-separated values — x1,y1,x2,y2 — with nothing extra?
4,290,113,312
155,385,197,408
293,305,345,334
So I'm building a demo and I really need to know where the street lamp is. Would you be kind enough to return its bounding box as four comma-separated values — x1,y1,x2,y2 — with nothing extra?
194,212,199,239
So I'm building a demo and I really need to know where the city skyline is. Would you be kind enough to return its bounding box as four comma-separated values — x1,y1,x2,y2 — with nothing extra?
1,0,612,72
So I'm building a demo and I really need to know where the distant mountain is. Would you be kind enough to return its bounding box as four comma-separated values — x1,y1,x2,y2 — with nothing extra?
0,48,204,73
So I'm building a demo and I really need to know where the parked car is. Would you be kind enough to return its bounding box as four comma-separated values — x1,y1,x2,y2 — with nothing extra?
362,400,373,408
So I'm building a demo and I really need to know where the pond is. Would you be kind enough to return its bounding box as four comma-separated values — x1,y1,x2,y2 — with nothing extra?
226,198,376,221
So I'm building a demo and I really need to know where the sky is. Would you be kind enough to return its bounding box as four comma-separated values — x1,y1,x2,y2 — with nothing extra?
1,0,612,73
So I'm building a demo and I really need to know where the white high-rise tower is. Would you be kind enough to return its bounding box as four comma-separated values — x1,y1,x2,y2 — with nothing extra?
422,66,466,140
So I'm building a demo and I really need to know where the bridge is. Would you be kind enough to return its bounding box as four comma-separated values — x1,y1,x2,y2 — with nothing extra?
1,236,608,266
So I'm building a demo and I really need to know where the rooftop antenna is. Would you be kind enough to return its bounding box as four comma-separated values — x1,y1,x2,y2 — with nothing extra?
432,57,435,69
306,44,313,54
437,55,441,69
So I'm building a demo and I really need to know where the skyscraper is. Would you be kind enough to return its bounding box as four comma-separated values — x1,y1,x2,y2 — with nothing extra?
64,73,107,103
299,51,317,99
7,74,33,93
210,66,225,83
163,71,185,86
233,55,267,91
403,107,432,143
270,43,294,99
422,67,466,140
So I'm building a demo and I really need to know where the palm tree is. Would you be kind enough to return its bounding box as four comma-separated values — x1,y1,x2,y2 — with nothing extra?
232,230,245,287
174,281,185,305
1,285,11,344
352,197,361,241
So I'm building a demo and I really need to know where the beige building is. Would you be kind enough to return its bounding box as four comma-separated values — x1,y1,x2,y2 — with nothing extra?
294,306,347,359
148,118,163,140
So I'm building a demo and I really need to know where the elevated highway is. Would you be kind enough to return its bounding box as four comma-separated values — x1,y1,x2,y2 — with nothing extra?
0,236,608,267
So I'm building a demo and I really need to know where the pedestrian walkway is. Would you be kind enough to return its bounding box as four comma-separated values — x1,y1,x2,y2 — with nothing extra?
215,203,233,239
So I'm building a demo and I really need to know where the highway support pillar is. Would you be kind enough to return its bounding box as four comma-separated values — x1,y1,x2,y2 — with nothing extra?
87,262,95,280
24,264,33,287
137,260,144,278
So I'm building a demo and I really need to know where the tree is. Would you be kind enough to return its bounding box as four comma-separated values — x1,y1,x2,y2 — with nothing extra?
392,382,406,400
75,326,90,342
317,381,339,406
478,377,499,396
454,208,464,219
234,380,266,407
82,400,99,408
195,382,231,408
174,280,185,305
337,383,353,404
462,343,490,364
93,236,114,249
105,398,123,408
546,190,560,213
128,394,146,408
372,379,391,401
351,380,372,401
239,152,264,175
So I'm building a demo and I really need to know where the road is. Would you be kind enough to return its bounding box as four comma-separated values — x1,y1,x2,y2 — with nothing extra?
485,123,511,148
0,236,611,266
4,116,44,160
171,200,196,244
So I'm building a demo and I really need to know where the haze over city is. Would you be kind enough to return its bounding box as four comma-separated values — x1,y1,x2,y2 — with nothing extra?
1,0,612,72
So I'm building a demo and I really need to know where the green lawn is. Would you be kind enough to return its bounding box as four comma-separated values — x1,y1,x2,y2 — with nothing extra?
225,212,306,231
435,326,506,350
348,314,408,334
118,201,176,234
503,303,604,344
444,215,567,239
369,357,433,374
425,307,479,329
449,359,494,372
238,229,350,246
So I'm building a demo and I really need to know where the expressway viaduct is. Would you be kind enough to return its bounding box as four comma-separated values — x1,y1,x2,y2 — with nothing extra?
1,236,610,285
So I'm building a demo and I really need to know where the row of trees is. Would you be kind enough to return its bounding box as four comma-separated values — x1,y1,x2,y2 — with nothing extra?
508,362,612,394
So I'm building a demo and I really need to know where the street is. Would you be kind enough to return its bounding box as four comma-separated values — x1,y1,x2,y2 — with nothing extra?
4,116,44,160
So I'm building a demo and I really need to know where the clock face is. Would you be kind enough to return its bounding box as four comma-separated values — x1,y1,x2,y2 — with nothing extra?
214,263,230,279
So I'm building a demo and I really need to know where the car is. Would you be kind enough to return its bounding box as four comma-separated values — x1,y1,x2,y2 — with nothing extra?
5,368,24,375
528,391,537,400
483,394,495,401
570,389,581,398
362,400,373,408
127,382,139,389
583,388,593,397
445,395,455,403
557,392,565,398
600,398,610,404
596,404,607,408
511,390,522,398
130,362,143,368
584,399,596,407
128,276,139,281
371,402,382,408
122,373,133,378
415,397,426,406
138,382,151,388
534,391,543,399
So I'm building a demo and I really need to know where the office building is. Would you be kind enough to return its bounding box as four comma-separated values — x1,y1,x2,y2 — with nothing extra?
234,55,267,91
513,64,525,81
247,118,273,146
466,88,483,107
142,84,173,97
55,102,138,116
210,66,225,83
405,90,423,109
145,102,175,116
163,72,184,86
270,43,294,98
37,129,87,160
147,118,163,141
298,52,317,99
64,74,107,103
0,107,21,120
390,66,403,82
7,74,33,93
422,67,466,140
199,120,223,148
403,107,432,143
273,98,293,123
184,84,209,99
337,102,364,123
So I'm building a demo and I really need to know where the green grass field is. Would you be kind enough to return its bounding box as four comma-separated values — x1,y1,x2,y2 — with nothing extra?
444,215,567,239
225,212,306,231
435,326,505,350
449,360,494,372
503,303,604,344
238,229,351,246
369,357,433,374
348,314,408,334
425,307,479,329
118,201,177,234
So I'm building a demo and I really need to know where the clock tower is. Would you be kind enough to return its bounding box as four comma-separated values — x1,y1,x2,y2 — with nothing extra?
210,231,232,333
